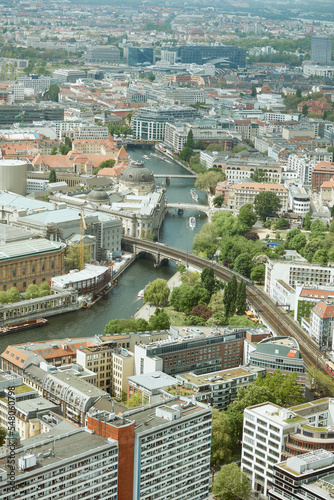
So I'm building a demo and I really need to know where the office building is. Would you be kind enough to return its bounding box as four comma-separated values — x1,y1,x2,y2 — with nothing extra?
249,336,306,387
225,182,288,212
176,45,246,68
131,106,198,141
312,161,334,191
0,429,119,500
311,36,332,63
0,104,64,126
212,158,282,184
85,45,120,63
241,398,334,495
52,69,87,83
269,450,334,500
18,75,51,93
134,328,246,376
310,300,334,349
124,46,154,66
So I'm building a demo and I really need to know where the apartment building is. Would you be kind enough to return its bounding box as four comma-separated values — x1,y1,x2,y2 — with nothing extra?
225,181,288,212
234,119,259,140
312,162,334,190
310,300,334,349
249,336,306,387
0,429,119,500
164,120,235,152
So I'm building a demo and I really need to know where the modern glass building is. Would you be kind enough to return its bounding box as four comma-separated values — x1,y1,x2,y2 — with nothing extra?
311,36,332,63
176,45,246,68
124,47,154,66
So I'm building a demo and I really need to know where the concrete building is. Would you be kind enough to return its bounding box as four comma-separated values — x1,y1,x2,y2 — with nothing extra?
0,429,119,500
0,238,65,293
242,398,334,495
124,46,154,66
176,365,265,410
52,69,87,83
269,450,334,500
164,120,235,152
265,257,334,296
85,45,120,62
249,336,306,386
131,106,198,141
311,36,332,63
18,75,51,93
127,371,178,404
288,185,310,216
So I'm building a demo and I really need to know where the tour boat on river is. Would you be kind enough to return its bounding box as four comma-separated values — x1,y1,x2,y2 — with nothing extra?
0,318,48,336
190,188,198,202
189,217,196,229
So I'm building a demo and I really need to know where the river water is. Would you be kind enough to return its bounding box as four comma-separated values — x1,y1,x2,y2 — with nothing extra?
0,148,208,352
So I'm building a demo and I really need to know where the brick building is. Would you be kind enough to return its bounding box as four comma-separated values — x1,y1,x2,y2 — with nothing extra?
312,162,334,191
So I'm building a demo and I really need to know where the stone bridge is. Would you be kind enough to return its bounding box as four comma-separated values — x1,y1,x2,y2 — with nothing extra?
167,202,210,216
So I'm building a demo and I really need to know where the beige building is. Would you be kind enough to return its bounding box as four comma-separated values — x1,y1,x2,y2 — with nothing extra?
212,158,282,184
111,349,134,398
320,177,334,205
225,181,288,212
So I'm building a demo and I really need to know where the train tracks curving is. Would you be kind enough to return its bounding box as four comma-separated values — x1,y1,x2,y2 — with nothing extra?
123,237,326,373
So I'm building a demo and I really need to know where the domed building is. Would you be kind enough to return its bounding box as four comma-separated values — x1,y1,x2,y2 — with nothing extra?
118,161,155,195
87,188,110,206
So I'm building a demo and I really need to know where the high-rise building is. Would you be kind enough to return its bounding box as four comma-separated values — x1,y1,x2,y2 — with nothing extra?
85,46,120,63
311,36,332,63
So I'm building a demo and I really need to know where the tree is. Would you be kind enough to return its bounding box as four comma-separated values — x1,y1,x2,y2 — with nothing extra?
237,203,257,228
179,146,193,162
250,169,268,183
251,84,257,97
50,147,58,155
185,130,195,149
302,104,308,116
255,371,305,407
59,144,70,155
212,463,251,500
189,304,214,320
147,72,155,82
250,264,265,283
149,308,170,330
65,137,72,149
104,318,138,335
6,286,20,303
223,276,237,318
213,195,224,207
97,159,116,170
49,84,59,102
304,212,312,230
254,191,282,221
194,140,205,150
233,253,253,278
274,218,290,229
235,280,247,315
65,243,90,271
180,270,201,286
245,231,259,241
296,88,302,98
0,426,6,447
38,281,51,297
201,267,216,296
24,284,39,300
144,279,170,306
195,171,226,194
211,409,234,466
48,168,57,183
227,385,276,441
312,249,327,265
0,292,8,304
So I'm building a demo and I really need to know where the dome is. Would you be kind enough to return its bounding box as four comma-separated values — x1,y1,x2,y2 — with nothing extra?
119,161,154,185
87,188,110,203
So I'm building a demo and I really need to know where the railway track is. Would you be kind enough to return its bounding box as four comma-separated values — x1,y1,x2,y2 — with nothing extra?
124,237,327,373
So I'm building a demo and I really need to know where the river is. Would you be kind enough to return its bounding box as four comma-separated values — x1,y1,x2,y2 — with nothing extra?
0,148,208,352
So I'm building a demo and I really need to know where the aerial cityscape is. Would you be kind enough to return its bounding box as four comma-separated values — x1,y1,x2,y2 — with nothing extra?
0,0,334,498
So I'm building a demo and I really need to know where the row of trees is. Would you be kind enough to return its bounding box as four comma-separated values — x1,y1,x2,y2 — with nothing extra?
104,308,170,335
0,282,51,304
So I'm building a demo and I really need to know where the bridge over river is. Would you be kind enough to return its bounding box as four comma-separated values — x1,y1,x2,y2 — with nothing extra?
167,202,210,216
122,236,327,375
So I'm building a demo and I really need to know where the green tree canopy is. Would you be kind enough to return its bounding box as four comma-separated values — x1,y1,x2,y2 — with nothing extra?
254,371,305,407
48,168,57,183
212,463,251,500
144,279,170,306
24,284,39,300
235,280,247,315
250,169,268,183
65,243,90,272
223,276,237,318
179,146,193,162
148,308,170,330
38,281,51,297
254,191,282,221
50,147,58,155
237,203,257,229
304,212,311,230
185,130,195,149
211,408,234,466
0,426,6,447
233,253,253,278
250,264,265,283
6,286,20,303
195,171,226,194
201,267,216,296
49,84,59,102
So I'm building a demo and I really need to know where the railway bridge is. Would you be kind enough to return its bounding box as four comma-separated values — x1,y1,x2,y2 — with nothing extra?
123,236,325,374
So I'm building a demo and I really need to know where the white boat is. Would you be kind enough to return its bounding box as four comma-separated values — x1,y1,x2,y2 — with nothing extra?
190,188,198,202
137,289,145,298
189,217,196,229
143,155,150,160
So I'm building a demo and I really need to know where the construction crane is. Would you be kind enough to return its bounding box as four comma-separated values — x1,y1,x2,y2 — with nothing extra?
14,110,25,128
79,210,87,271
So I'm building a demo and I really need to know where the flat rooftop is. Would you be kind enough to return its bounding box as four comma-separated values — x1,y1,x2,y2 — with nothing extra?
0,238,64,260
0,430,117,478
125,398,209,433
179,366,262,386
